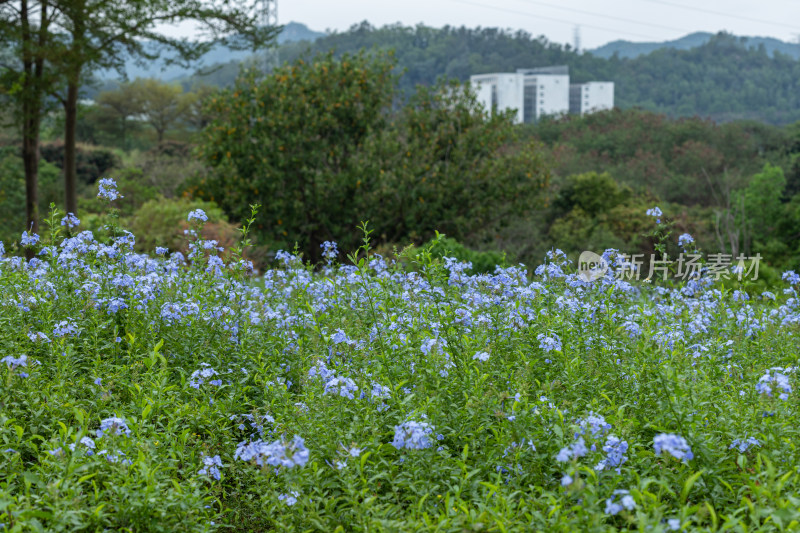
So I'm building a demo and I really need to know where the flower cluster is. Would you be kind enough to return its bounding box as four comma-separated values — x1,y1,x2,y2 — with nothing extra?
604,489,636,515
96,417,132,438
756,369,792,400
187,209,208,222
646,206,663,223
198,454,223,480
189,364,223,389
53,319,78,337
20,230,40,247
653,433,693,461
576,413,611,439
1,354,27,370
320,241,338,262
61,213,80,229
234,435,309,468
677,233,694,248
97,178,123,201
556,437,588,462
729,436,760,453
323,376,359,399
392,420,434,450
537,333,562,353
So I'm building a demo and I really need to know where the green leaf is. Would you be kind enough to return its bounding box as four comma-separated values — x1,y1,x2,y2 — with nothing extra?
681,470,704,504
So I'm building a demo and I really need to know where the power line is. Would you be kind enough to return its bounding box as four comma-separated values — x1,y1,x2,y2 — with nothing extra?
510,0,693,35
642,0,799,31
447,0,662,40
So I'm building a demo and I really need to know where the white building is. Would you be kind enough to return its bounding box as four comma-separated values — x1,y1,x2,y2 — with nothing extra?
470,66,613,123
470,73,525,124
517,67,570,123
569,82,615,116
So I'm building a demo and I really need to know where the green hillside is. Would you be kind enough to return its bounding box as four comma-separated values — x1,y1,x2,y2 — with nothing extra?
184,23,800,125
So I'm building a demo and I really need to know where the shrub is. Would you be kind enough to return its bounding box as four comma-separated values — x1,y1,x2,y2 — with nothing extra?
128,197,239,255
40,141,120,184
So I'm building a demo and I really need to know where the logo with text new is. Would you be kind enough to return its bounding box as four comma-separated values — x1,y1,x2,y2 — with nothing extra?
578,251,608,282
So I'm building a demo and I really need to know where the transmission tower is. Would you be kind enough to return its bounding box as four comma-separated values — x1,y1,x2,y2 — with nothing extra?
260,0,279,73
573,25,581,54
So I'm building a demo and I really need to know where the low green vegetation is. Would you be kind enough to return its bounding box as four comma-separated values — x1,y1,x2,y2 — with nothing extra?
1,196,800,530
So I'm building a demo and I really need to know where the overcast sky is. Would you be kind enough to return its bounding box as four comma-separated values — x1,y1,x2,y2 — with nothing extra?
272,0,799,50
158,0,800,50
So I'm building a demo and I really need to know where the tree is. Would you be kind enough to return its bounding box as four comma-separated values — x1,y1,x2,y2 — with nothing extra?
182,83,219,131
196,51,398,258
95,81,140,149
0,0,59,238
740,163,786,249
2,1,280,227
194,51,549,259
129,78,187,143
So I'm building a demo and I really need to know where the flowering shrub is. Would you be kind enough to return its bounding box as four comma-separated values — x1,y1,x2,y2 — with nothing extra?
1,206,800,530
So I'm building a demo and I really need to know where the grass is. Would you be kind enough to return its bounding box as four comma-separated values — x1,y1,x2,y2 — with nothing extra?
1,200,800,532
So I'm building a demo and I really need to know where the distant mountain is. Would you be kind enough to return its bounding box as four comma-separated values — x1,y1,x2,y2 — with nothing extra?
96,22,325,81
589,32,800,60
277,21,326,45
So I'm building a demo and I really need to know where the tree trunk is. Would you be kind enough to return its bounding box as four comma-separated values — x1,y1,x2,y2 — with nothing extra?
19,0,46,249
64,78,80,215
22,111,40,236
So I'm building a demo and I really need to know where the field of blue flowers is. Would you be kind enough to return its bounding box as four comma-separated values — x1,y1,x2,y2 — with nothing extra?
1,179,800,531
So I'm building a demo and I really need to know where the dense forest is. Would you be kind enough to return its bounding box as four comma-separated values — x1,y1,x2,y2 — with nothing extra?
185,23,800,125
3,49,800,276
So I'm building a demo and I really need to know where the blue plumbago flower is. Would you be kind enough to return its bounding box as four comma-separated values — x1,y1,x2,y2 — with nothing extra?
392,420,434,450
53,319,78,337
94,378,102,386
730,436,761,453
96,417,131,438
68,436,96,455
308,360,335,382
756,369,792,400
677,233,694,247
576,412,612,439
782,270,800,285
320,241,339,262
155,246,168,255
20,229,40,247
604,489,636,515
370,383,391,399
235,435,309,468
324,377,358,399
653,433,693,461
596,435,629,471
331,328,354,346
97,178,122,201
278,491,300,506
60,213,80,228
556,437,588,462
537,333,562,353
1,354,27,370
97,449,132,465
275,249,302,267
187,209,208,222
0,241,4,256
473,351,490,362
420,337,447,356
646,206,663,223
198,454,223,480
561,474,573,486
189,365,221,388
347,446,362,457
668,518,682,531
